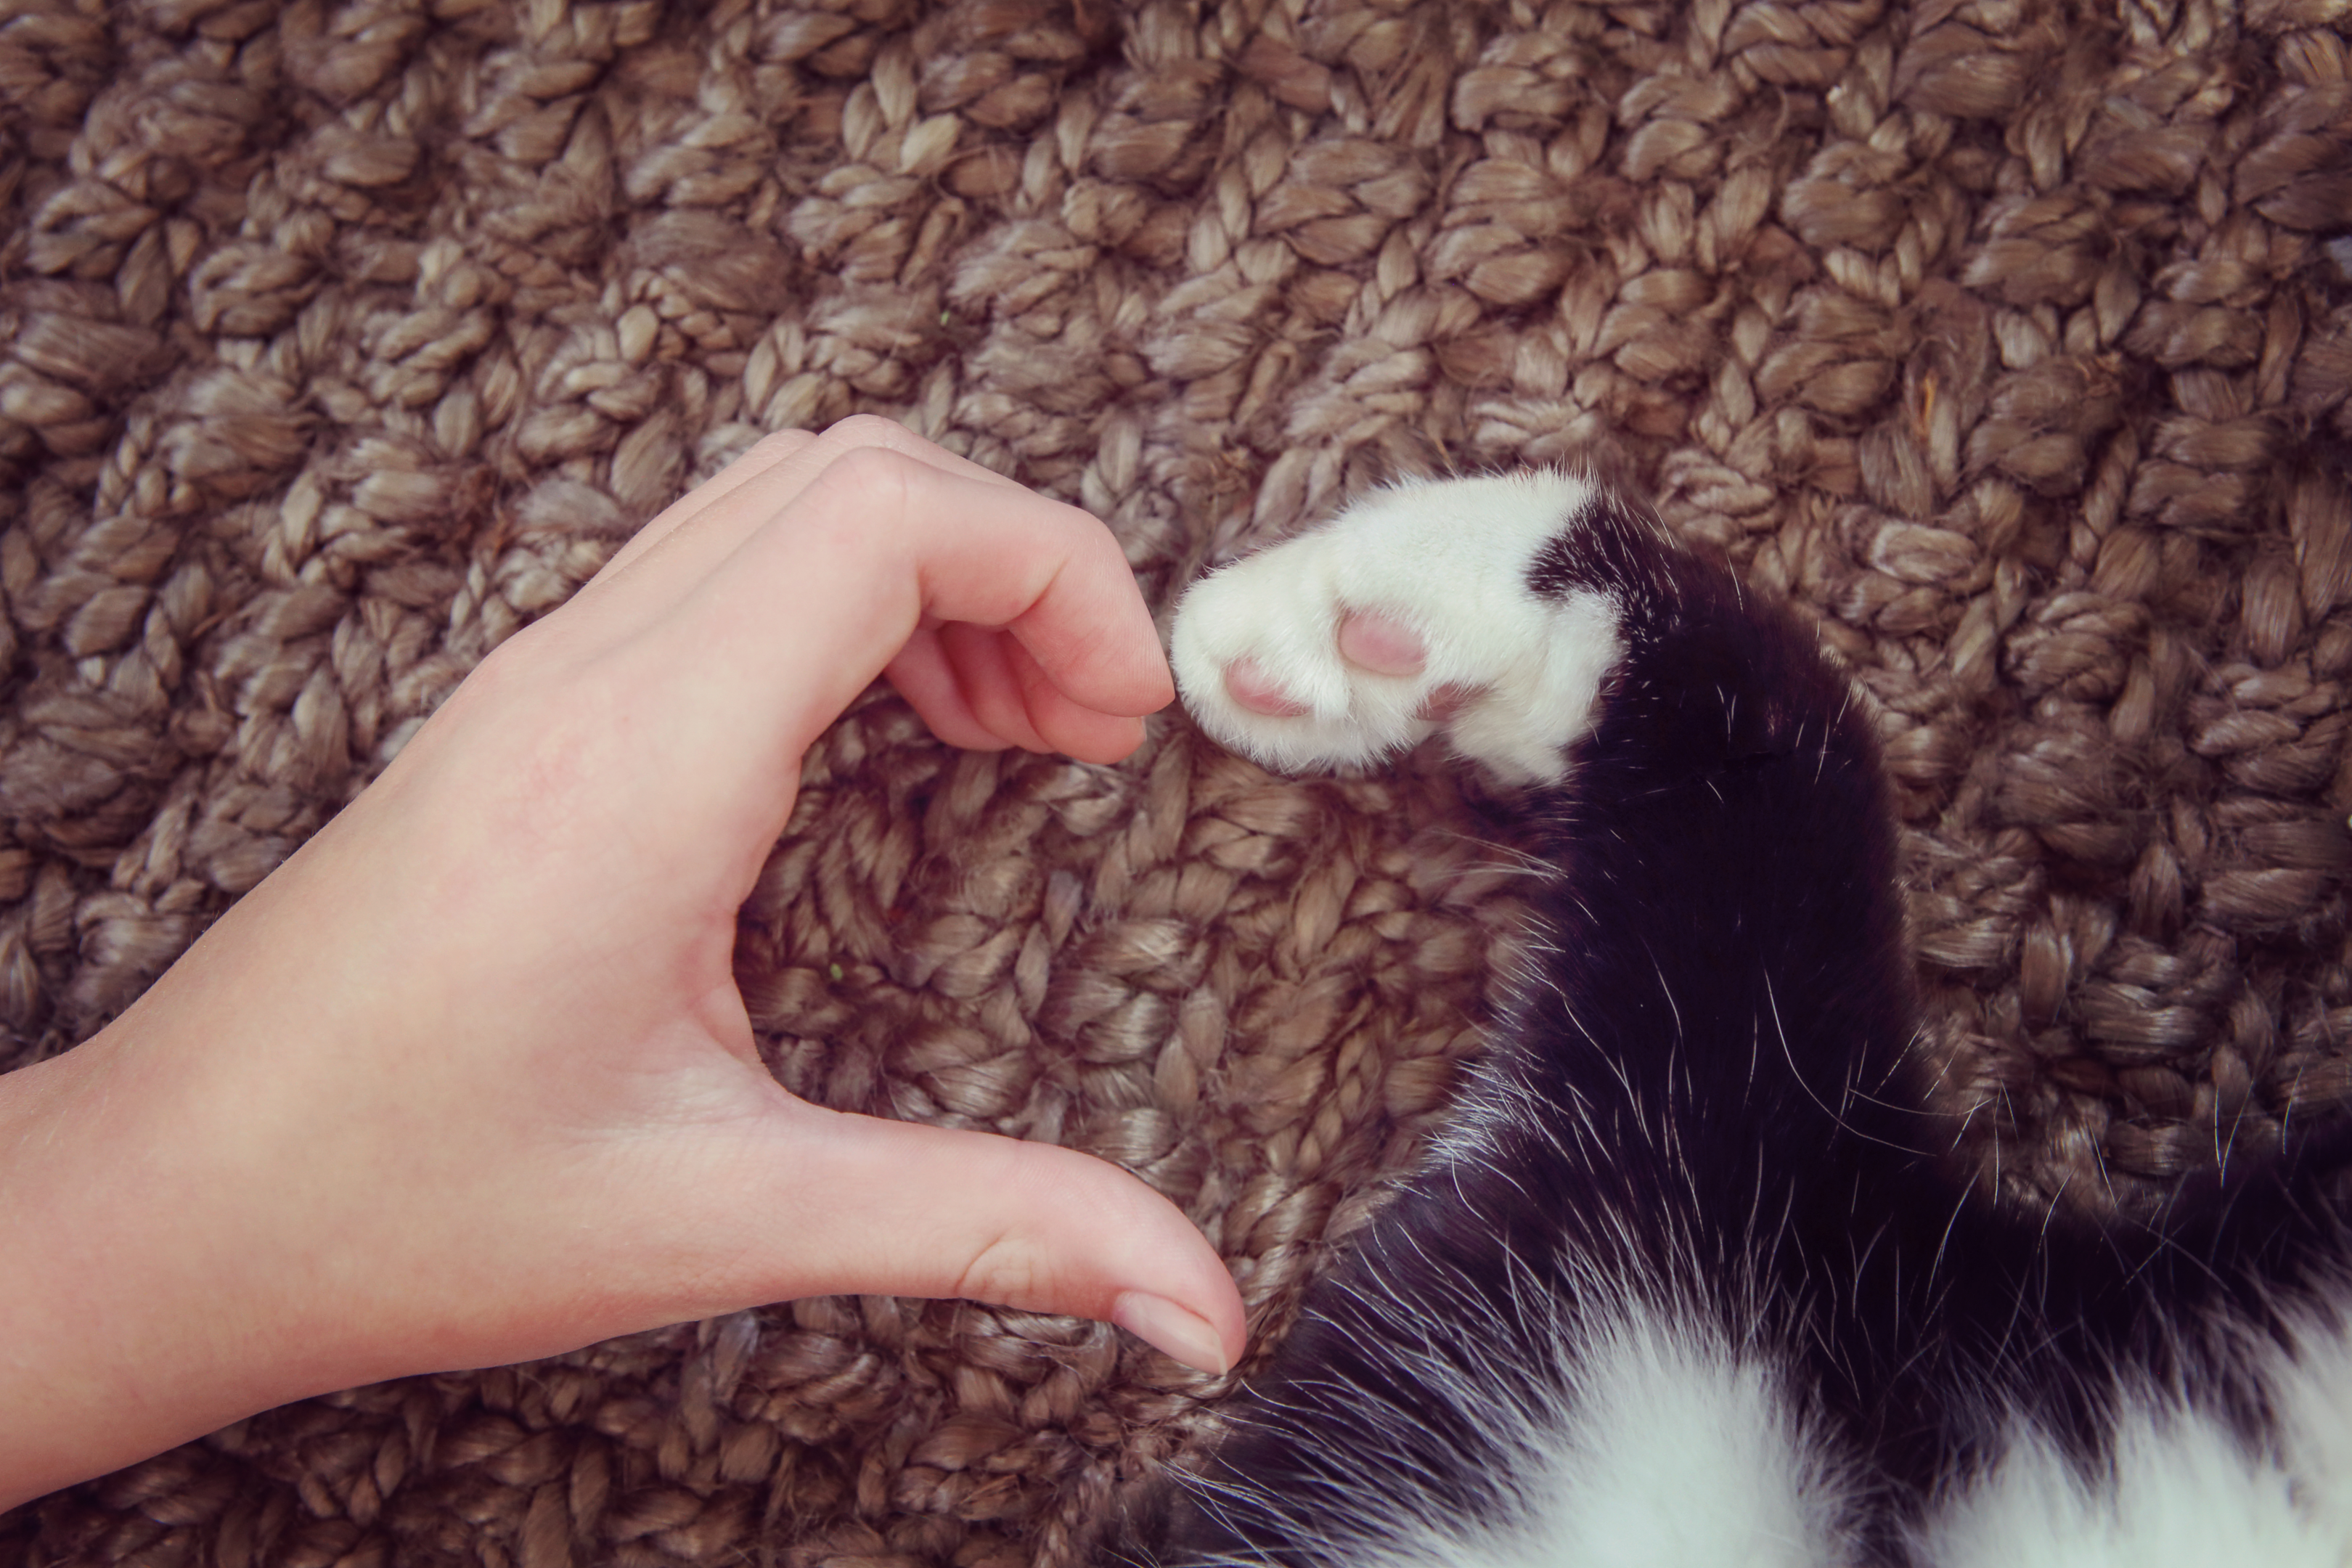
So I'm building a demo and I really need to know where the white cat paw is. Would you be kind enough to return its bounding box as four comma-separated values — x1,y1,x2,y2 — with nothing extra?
1170,472,1630,786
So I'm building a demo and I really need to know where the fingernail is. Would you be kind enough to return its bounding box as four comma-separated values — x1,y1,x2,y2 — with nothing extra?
1114,1291,1232,1375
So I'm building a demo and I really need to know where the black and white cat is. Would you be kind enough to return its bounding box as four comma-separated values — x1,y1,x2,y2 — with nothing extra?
1108,473,2352,1567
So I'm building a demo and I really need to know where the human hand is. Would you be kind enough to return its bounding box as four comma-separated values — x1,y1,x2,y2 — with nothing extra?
0,417,1244,1506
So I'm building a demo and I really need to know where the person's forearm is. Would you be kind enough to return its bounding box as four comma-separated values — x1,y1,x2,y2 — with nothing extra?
0,1029,221,1506
0,976,356,1510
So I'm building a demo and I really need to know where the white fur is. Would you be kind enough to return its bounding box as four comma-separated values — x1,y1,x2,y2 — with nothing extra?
1185,1260,1864,1568
1914,1400,2338,1568
1170,473,1625,785
1905,1304,2352,1568
2271,1305,2352,1548
1468,1310,1863,1568
1299,1285,2352,1568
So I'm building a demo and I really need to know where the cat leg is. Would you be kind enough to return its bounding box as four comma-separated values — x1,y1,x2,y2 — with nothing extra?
1169,473,1630,785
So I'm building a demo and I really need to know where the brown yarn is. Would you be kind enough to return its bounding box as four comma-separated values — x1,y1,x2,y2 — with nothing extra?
4,0,2351,1561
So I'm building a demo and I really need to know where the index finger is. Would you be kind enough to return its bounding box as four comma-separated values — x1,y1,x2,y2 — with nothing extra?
642,444,1171,783
586,417,1034,618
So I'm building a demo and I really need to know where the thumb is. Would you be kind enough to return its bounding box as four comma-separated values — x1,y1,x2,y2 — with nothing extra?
701,1102,1246,1374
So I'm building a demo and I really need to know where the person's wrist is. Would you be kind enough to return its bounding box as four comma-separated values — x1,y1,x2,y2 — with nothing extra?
0,1019,299,1505
0,929,407,1507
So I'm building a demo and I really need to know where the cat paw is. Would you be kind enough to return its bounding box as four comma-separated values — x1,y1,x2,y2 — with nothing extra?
1170,472,1630,785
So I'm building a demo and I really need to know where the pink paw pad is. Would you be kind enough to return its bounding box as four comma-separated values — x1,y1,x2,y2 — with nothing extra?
1225,658,1311,716
1336,611,1426,676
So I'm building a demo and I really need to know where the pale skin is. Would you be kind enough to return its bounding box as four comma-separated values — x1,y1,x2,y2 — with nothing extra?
0,417,1249,1511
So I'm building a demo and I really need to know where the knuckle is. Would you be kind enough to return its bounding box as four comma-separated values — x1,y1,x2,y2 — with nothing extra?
741,427,816,462
825,412,908,448
952,1231,1048,1311
816,442,921,512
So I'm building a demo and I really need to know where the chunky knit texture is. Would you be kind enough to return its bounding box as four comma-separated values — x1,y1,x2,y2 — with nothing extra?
2,0,2349,1561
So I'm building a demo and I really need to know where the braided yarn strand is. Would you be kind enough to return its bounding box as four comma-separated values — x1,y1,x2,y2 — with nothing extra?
1,0,2348,1561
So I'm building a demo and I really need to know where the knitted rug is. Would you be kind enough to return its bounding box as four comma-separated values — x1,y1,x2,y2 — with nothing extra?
4,0,2349,1561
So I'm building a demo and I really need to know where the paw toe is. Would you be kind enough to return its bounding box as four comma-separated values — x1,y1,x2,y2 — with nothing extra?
1415,682,1482,722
